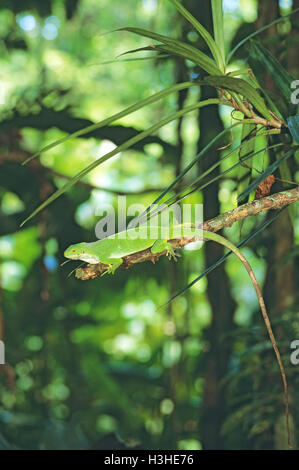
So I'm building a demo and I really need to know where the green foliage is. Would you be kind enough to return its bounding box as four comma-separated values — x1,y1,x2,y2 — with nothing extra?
201,75,272,120
170,0,225,71
237,147,298,203
288,115,299,143
211,0,225,68
118,26,222,75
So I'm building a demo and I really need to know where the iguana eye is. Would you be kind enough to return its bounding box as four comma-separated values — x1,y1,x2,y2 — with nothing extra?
72,249,76,252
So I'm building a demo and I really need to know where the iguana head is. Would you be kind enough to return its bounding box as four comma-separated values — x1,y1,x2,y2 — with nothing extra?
64,241,102,264
64,243,88,260
64,242,100,264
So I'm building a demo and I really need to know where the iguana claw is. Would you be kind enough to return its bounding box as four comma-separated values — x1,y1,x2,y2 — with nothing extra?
166,245,180,261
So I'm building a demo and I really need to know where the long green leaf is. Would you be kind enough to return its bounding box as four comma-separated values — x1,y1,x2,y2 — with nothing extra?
119,27,222,75
211,0,225,68
20,99,220,226
236,123,257,234
161,208,286,307
189,130,280,196
173,142,283,205
142,123,278,223
201,76,273,121
260,89,286,121
169,0,225,71
146,139,282,224
227,7,299,63
141,43,214,70
288,115,299,143
23,81,199,164
147,43,222,73
249,40,295,103
115,45,161,58
96,55,171,65
237,123,256,204
237,147,298,202
145,120,242,214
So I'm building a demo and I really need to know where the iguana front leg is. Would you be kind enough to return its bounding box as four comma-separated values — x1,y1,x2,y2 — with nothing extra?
151,239,179,261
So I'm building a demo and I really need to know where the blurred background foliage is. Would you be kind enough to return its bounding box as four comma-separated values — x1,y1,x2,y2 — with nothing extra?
0,0,298,450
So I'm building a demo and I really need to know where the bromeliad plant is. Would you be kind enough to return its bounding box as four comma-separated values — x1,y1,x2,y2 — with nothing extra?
21,0,298,223
20,0,298,445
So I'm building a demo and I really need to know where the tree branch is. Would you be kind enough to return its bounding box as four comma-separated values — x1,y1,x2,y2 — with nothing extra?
73,186,299,280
